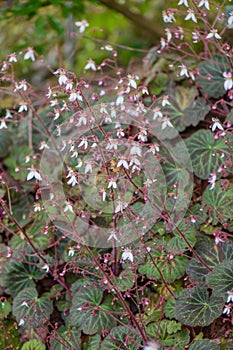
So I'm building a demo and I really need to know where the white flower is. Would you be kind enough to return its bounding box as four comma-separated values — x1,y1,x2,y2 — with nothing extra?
64,201,74,213
143,341,160,350
223,305,231,315
144,179,152,188
68,248,75,257
84,59,96,71
100,188,107,201
108,231,119,241
116,128,124,138
108,177,117,189
5,109,12,119
226,291,233,303
149,144,160,154
192,31,200,43
208,173,216,190
67,174,78,187
178,0,189,7
223,72,233,91
130,144,142,157
115,201,128,213
206,29,221,40
165,28,172,42
84,161,92,174
161,117,173,129
18,80,27,91
116,94,124,106
34,203,41,212
27,168,42,181
58,74,68,85
42,264,49,273
75,19,89,33
211,118,224,132
153,107,163,119
8,53,17,62
106,139,118,150
39,141,50,150
76,158,83,168
69,90,83,102
24,47,35,62
185,9,197,23
0,120,7,129
162,11,176,23
122,248,134,262
128,74,137,89
162,95,170,106
18,102,27,113
117,157,129,169
179,64,189,77
18,318,25,326
138,130,147,142
21,301,29,308
228,11,233,26
142,86,149,95
160,38,166,50
100,103,108,114
198,0,210,10
78,137,88,149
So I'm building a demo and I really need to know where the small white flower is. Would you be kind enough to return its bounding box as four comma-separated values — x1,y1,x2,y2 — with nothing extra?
18,318,25,326
18,102,28,113
34,203,41,212
223,305,231,315
24,47,35,61
108,231,119,241
144,179,152,188
84,161,92,174
226,291,233,303
138,131,147,142
208,173,216,190
161,117,173,129
5,109,12,119
223,72,233,91
206,29,221,40
192,31,200,43
128,74,137,89
100,188,107,201
149,144,160,154
179,64,189,78
117,157,129,169
21,301,29,308
75,19,89,33
27,168,42,181
162,11,176,23
198,0,210,10
143,341,160,350
185,9,197,23
116,94,124,106
42,264,49,273
100,103,108,114
18,80,27,91
162,95,170,107
142,86,149,95
115,201,128,213
25,155,30,163
106,139,118,150
0,120,7,129
58,74,68,86
68,247,75,256
84,59,96,71
78,137,88,149
108,177,117,189
122,248,134,262
39,141,50,150
211,118,224,132
67,174,78,187
228,11,233,26
64,201,74,213
69,90,83,102
160,38,166,50
76,158,83,168
153,107,163,119
178,0,189,7
8,53,17,62
130,144,142,157
116,128,124,138
165,28,172,42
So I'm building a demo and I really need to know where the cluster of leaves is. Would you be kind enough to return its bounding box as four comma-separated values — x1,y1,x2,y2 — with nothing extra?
0,0,233,349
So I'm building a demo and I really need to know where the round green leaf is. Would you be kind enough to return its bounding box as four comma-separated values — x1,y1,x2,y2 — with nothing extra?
70,286,116,334
50,325,81,350
174,286,223,327
116,270,135,292
100,326,141,350
189,339,220,350
21,339,46,350
12,287,53,328
206,260,233,298
185,130,230,179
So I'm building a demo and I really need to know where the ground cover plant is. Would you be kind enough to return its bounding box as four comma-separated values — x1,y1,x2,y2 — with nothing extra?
0,0,233,349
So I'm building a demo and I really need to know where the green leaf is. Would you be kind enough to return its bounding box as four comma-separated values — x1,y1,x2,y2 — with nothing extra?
50,325,81,350
206,260,233,298
185,129,230,179
197,55,231,98
168,220,197,253
115,270,135,292
2,252,46,296
70,286,116,334
100,326,141,350
21,339,46,350
47,15,64,36
202,183,233,225
84,334,101,350
187,240,233,282
0,300,11,319
189,339,220,350
164,87,210,132
12,287,53,328
164,290,184,319
174,286,223,326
